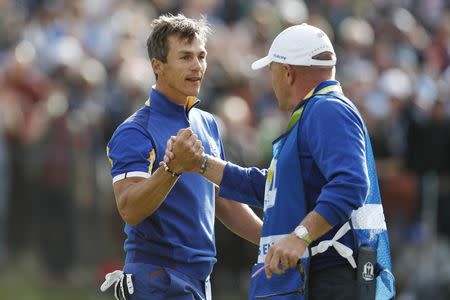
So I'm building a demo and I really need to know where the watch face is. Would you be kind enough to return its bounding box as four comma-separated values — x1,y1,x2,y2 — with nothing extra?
295,225,312,245
296,226,308,237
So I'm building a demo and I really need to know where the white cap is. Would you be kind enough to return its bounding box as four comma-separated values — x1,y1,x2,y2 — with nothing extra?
251,23,336,70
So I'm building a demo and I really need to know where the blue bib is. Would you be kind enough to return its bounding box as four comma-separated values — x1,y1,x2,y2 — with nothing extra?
248,85,395,300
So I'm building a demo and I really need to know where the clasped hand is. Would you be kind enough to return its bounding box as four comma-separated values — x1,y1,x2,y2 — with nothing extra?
162,128,204,174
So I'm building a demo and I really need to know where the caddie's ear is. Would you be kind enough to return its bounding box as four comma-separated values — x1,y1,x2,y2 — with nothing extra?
285,64,296,86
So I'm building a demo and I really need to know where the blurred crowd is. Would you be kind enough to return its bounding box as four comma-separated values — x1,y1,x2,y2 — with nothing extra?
1,0,450,299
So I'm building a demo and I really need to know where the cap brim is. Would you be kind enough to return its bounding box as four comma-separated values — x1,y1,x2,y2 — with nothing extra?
251,56,272,70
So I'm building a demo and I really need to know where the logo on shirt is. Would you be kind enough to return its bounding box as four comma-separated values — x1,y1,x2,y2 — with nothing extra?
264,159,278,211
208,136,220,157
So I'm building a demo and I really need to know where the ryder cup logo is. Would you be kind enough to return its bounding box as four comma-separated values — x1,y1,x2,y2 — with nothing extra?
362,262,374,281
208,137,219,157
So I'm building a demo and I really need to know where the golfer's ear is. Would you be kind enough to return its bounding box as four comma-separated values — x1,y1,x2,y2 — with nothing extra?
152,58,163,76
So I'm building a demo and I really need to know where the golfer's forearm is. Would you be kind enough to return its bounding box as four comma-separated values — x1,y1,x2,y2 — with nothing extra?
115,166,178,225
216,196,262,245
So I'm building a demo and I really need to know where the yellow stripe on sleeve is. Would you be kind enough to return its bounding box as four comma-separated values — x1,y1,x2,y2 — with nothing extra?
148,149,156,173
106,146,113,166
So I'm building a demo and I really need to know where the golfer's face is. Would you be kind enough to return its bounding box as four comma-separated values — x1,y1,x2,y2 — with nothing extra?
159,35,207,100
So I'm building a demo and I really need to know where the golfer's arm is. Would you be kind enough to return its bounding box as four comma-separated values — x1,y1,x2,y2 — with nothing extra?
113,166,178,226
215,194,262,245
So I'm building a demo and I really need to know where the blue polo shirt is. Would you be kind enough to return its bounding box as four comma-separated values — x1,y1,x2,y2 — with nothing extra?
106,88,225,281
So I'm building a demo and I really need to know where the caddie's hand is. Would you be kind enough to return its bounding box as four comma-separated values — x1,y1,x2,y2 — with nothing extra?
264,233,307,278
169,128,204,173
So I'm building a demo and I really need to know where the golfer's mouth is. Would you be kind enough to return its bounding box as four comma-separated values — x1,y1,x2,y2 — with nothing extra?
186,76,202,83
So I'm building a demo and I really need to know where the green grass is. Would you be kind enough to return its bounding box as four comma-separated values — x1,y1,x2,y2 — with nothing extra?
0,253,249,299
0,255,110,300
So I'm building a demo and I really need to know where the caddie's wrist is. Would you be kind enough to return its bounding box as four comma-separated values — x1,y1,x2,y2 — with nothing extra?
293,225,313,246
290,232,309,247
199,155,208,175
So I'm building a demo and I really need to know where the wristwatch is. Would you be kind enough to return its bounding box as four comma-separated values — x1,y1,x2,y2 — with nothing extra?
294,225,313,245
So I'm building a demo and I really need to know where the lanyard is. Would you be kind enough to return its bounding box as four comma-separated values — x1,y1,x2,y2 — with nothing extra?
286,84,343,132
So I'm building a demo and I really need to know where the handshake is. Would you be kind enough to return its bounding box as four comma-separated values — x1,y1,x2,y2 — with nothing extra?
161,128,206,176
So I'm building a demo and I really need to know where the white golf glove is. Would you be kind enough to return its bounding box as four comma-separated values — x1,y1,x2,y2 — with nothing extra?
100,270,134,300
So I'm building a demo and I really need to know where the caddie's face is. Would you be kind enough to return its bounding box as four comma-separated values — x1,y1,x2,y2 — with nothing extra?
269,62,290,110
156,35,207,103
